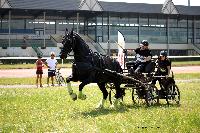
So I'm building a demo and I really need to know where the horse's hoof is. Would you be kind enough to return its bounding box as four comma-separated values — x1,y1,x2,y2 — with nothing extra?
110,98,120,109
96,99,105,109
96,104,104,109
70,93,77,101
110,104,116,109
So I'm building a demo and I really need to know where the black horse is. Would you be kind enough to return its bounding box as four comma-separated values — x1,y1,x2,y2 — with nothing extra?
60,29,123,108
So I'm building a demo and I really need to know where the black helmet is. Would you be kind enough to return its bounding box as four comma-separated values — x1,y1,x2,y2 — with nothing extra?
160,50,167,57
141,40,149,46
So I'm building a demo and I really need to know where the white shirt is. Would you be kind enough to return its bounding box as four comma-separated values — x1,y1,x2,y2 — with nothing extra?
46,58,57,70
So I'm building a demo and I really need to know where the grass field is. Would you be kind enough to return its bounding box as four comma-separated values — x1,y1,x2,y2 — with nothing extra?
0,61,200,69
0,81,200,132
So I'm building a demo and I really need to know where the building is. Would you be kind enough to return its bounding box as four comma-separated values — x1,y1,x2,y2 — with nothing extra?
0,0,200,57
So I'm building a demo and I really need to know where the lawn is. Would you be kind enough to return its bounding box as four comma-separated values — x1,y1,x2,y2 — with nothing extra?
0,63,71,69
0,82,200,132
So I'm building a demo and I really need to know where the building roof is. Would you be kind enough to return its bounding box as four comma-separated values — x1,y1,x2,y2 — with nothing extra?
7,0,80,10
99,1,200,16
3,0,200,16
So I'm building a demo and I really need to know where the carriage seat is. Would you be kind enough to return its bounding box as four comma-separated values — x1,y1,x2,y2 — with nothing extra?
126,61,156,74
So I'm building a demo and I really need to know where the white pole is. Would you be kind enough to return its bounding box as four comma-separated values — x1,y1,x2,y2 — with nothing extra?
43,11,46,47
188,0,190,6
8,10,11,47
77,12,79,33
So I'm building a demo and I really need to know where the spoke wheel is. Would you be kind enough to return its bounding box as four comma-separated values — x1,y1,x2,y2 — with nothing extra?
132,87,145,105
145,84,159,106
56,74,65,86
166,84,180,105
59,76,66,86
106,83,115,105
107,83,124,105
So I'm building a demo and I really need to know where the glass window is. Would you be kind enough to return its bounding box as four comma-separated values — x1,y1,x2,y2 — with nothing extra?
196,20,200,28
26,19,35,29
140,27,166,43
110,17,119,26
11,19,24,29
1,19,8,29
169,19,177,27
149,18,157,26
129,17,138,26
97,17,102,26
196,28,200,44
178,18,187,27
56,20,74,34
169,28,187,43
158,18,166,27
188,19,193,28
119,17,129,26
140,17,148,26
103,17,108,25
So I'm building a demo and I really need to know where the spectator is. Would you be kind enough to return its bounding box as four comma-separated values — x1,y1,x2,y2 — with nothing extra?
36,56,44,88
45,52,58,87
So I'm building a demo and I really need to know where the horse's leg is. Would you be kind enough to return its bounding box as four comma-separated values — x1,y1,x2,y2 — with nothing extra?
111,82,123,108
78,71,96,100
66,76,77,101
78,81,88,100
96,82,108,109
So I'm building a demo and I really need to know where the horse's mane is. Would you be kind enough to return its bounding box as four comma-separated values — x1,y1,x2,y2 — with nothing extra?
73,32,91,50
72,31,122,73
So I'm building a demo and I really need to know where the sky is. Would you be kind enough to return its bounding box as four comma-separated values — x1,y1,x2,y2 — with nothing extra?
100,0,200,6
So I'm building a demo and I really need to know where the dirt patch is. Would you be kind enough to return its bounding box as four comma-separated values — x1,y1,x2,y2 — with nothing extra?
0,66,200,78
0,68,72,78
171,66,200,74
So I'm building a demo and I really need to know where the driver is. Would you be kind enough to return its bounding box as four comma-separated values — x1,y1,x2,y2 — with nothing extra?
126,40,152,73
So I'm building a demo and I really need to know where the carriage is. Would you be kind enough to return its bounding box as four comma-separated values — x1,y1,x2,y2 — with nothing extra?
107,59,180,106
59,29,180,108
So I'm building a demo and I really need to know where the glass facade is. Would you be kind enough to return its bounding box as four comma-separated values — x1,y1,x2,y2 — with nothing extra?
0,10,200,55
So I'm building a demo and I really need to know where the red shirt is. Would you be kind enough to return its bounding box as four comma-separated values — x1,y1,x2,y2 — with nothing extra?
36,60,43,71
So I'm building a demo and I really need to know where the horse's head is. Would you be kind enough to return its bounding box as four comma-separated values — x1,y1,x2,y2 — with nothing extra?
59,29,74,59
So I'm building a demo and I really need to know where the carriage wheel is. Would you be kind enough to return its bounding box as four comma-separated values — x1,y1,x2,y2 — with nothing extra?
166,84,180,105
145,84,159,106
132,88,144,105
107,83,125,105
59,76,66,86
106,83,116,105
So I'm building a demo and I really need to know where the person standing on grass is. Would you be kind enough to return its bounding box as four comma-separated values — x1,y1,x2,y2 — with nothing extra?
36,56,44,88
44,52,58,87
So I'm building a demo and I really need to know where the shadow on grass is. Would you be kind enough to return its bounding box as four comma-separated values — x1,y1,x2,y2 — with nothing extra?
81,107,128,118
81,102,181,118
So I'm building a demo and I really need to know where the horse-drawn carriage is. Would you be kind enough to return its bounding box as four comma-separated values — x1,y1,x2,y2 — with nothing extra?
59,29,180,109
107,60,180,106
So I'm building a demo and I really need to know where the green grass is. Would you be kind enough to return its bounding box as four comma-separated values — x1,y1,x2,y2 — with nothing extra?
0,73,199,85
0,63,71,69
0,77,47,85
0,61,200,69
0,82,200,132
174,73,200,80
172,61,200,67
